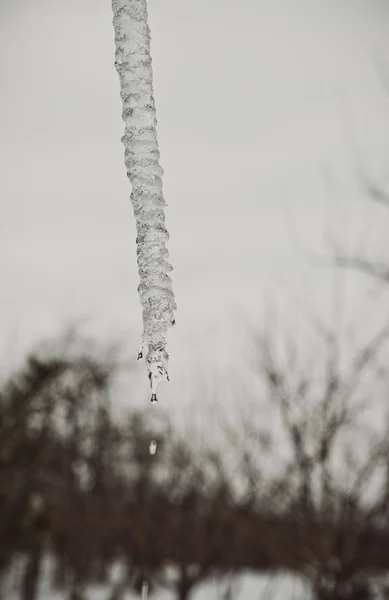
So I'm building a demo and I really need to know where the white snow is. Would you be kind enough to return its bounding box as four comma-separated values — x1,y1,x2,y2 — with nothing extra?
1,557,312,600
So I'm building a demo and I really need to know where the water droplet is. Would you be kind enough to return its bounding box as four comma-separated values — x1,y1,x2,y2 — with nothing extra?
149,440,157,455
141,580,149,600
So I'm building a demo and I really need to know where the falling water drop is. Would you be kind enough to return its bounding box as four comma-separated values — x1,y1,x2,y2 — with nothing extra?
149,440,157,455
141,580,149,600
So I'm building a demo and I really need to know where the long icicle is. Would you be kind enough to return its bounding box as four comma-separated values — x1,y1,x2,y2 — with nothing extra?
112,0,176,401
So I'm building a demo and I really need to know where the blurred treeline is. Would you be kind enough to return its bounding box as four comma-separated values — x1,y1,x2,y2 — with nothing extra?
2,315,389,600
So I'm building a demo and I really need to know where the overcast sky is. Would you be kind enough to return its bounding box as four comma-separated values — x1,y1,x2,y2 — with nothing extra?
1,0,389,408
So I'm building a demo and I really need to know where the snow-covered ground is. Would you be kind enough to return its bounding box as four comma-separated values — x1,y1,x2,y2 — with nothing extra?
2,556,311,600
3,574,311,600
6,567,389,600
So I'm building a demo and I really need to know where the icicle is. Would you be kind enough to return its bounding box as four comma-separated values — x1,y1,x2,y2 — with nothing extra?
112,0,176,402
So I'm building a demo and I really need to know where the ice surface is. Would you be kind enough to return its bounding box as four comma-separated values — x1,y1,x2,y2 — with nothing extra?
112,0,176,401
149,439,157,455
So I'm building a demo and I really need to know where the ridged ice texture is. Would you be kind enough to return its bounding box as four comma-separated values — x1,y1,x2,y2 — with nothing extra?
112,0,176,400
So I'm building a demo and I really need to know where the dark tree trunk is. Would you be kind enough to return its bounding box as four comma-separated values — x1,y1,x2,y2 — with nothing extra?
177,580,192,600
21,540,44,600
51,554,68,589
177,567,195,600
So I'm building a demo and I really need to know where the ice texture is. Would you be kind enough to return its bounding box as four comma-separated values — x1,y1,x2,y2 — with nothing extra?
112,0,176,400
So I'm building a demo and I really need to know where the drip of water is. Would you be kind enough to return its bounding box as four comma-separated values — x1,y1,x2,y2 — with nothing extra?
141,580,149,600
149,440,157,455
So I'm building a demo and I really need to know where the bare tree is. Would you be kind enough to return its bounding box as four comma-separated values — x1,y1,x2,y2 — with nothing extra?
245,305,389,599
330,58,389,288
0,329,121,600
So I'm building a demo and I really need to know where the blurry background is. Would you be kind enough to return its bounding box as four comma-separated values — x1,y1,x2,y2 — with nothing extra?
2,0,389,598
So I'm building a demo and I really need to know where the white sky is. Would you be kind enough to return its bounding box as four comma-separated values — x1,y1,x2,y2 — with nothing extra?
1,0,389,408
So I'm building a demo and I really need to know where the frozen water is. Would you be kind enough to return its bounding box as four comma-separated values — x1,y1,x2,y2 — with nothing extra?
149,439,157,455
112,0,176,401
